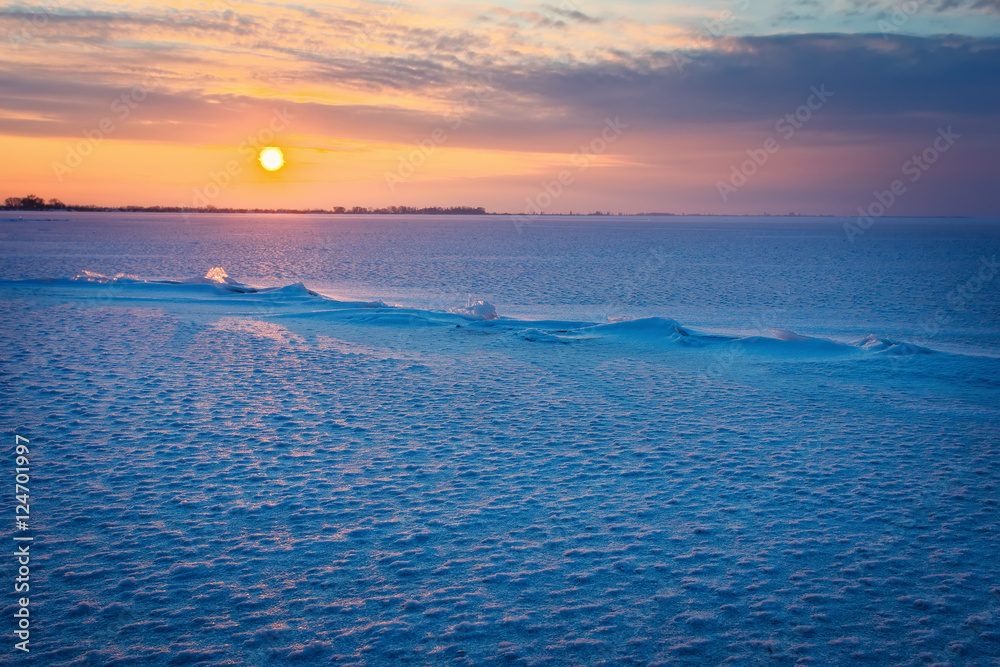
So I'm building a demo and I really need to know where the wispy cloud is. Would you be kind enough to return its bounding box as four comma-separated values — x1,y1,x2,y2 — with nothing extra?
4,4,997,142
850,0,1000,13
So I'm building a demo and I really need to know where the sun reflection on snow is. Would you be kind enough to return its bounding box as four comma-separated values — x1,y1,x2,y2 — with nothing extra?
203,267,233,284
209,317,306,345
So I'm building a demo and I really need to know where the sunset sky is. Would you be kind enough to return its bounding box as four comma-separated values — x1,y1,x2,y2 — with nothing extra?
1,0,998,215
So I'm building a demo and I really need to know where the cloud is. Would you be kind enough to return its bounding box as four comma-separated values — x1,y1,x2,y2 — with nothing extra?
850,0,1000,14
541,5,603,24
466,33,1000,145
917,0,1000,12
2,22,998,155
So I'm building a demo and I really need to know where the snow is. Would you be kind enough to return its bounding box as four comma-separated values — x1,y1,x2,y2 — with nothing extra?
1,212,998,665
449,297,500,321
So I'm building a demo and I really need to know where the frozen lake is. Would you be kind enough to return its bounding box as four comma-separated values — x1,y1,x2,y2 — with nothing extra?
1,212,999,665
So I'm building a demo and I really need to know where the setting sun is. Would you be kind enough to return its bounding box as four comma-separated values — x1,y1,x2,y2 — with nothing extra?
259,147,285,172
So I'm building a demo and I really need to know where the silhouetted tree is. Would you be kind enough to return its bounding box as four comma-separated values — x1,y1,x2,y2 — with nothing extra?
4,197,22,208
20,195,45,210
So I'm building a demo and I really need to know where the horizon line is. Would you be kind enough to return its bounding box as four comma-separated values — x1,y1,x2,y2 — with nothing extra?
1,199,988,220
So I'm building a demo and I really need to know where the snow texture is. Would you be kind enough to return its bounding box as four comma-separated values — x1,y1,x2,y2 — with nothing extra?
1,213,998,666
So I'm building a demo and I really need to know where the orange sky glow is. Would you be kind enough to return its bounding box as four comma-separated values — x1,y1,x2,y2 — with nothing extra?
1,0,998,215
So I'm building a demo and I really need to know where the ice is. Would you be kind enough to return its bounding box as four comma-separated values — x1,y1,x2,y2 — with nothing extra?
584,316,691,337
768,327,812,341
73,269,141,283
517,328,571,343
853,333,933,355
182,266,241,285
4,274,950,361
448,296,500,321
1,213,998,665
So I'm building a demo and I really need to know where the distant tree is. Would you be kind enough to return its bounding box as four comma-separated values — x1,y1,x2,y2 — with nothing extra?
47,198,66,209
20,195,45,210
4,197,22,208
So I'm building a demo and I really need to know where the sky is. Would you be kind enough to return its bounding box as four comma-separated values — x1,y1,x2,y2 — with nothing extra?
1,0,998,215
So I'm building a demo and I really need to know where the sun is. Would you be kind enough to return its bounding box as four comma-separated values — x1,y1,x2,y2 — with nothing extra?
259,147,285,172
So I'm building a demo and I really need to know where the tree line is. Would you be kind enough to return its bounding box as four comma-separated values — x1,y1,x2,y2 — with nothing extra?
4,195,65,210
2,196,487,215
